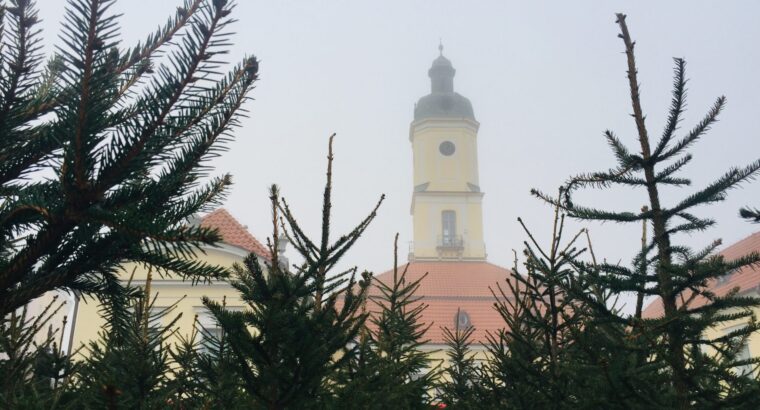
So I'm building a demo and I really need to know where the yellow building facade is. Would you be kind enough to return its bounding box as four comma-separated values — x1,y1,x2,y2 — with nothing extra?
67,209,270,350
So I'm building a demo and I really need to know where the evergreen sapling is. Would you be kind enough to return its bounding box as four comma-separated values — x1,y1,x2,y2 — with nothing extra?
532,13,760,408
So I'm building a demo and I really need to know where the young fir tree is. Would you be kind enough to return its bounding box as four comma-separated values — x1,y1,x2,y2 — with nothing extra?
69,271,186,409
334,235,439,409
0,297,74,409
0,0,258,316
481,200,670,409
203,136,383,409
437,309,481,409
532,14,760,408
169,303,253,408
481,209,584,408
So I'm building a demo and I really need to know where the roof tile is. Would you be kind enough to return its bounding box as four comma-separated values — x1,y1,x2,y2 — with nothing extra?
365,261,513,344
199,208,271,260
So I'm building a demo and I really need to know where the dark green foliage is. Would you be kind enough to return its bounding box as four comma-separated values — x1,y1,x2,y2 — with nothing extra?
484,209,671,409
169,311,252,409
204,138,383,409
479,211,598,409
532,13,760,409
0,298,75,409
0,0,258,316
68,278,186,409
335,235,439,409
437,311,481,409
740,207,760,223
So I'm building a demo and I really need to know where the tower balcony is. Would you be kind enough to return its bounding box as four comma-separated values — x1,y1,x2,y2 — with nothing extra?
437,235,464,251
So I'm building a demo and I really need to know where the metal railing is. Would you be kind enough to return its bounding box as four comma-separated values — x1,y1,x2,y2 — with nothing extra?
437,235,464,249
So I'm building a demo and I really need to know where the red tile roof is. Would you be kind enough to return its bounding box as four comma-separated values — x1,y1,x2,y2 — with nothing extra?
642,231,760,318
200,208,271,260
364,261,513,344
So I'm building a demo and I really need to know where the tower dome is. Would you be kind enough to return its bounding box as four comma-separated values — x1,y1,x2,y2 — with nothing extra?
414,44,475,121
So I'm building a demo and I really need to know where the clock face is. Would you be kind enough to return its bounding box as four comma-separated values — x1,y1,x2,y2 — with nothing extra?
439,140,456,156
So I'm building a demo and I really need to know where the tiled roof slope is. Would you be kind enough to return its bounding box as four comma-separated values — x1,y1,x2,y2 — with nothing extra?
365,261,513,344
200,208,271,260
642,231,760,318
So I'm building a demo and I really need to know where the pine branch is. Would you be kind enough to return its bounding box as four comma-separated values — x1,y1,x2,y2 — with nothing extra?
1,0,258,317
652,58,687,160
740,207,760,223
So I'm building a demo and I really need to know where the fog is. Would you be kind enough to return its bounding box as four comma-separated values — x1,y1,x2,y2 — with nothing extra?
36,0,760,312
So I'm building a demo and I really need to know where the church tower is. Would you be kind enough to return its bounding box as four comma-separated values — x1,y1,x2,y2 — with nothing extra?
364,44,511,347
409,45,486,261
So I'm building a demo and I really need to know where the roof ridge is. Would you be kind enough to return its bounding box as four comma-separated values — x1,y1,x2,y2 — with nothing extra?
200,208,271,259
720,230,760,255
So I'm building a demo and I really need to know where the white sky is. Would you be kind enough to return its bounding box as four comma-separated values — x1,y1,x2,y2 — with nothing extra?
35,1,760,312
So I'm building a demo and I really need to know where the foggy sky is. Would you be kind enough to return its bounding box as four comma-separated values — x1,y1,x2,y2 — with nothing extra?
35,1,760,312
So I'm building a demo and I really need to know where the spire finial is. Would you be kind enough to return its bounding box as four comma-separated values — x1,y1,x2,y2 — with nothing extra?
438,38,443,56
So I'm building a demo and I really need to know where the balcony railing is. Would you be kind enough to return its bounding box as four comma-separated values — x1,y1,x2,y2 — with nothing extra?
437,235,464,250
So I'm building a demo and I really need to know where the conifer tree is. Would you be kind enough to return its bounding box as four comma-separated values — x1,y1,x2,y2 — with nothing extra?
0,0,258,316
335,235,439,409
0,297,74,409
477,198,677,409
480,208,604,409
69,273,185,409
437,310,481,409
533,13,760,408
169,308,252,408
203,136,383,409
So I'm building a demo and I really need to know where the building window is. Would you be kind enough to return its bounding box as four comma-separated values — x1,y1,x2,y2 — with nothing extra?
442,210,456,245
200,326,225,353
455,310,472,330
724,325,754,376
195,306,243,353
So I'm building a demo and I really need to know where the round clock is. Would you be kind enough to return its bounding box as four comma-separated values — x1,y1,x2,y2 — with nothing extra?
439,140,456,156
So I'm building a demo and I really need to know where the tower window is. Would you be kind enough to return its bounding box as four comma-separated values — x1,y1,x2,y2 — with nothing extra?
439,141,456,156
442,210,457,244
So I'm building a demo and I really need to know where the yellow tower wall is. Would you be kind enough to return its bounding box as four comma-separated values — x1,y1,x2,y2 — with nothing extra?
411,193,486,259
409,117,486,260
410,118,480,192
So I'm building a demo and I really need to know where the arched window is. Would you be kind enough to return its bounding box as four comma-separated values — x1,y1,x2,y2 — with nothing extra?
455,309,471,330
441,210,456,245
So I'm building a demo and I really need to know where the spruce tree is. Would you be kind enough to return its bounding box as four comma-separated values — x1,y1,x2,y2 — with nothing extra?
203,136,383,409
335,235,439,409
0,0,258,316
532,13,760,408
0,297,74,409
482,206,665,409
481,208,589,409
69,273,185,409
437,310,481,409
169,306,252,408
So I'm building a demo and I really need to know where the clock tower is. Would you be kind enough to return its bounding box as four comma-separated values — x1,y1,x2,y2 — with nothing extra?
409,45,486,261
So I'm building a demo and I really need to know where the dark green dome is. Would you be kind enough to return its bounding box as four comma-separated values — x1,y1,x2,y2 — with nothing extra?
414,93,474,121
414,47,475,121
